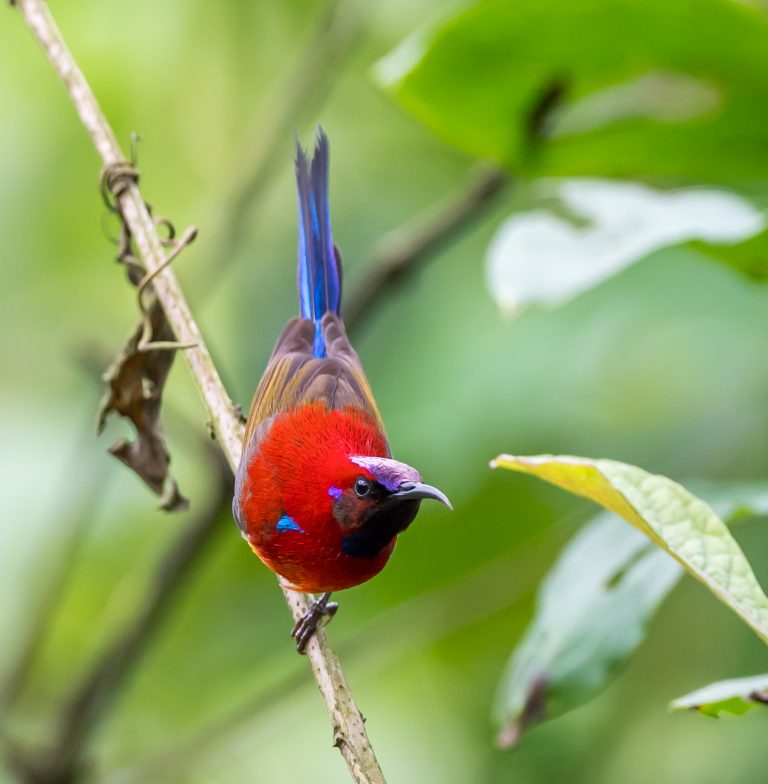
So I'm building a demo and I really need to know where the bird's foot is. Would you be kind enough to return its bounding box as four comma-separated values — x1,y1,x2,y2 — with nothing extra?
291,592,338,654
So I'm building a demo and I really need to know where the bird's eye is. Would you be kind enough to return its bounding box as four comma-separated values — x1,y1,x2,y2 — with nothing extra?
354,477,371,498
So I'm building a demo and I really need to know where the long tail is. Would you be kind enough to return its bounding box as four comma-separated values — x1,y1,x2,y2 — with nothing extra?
295,129,342,359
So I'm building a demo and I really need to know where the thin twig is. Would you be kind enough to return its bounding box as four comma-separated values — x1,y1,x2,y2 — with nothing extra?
344,168,508,332
344,76,568,334
14,2,386,783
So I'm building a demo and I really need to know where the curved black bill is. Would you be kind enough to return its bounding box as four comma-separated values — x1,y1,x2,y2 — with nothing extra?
392,481,452,510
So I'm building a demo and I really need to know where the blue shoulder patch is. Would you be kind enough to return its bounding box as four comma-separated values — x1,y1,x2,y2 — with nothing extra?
276,514,304,534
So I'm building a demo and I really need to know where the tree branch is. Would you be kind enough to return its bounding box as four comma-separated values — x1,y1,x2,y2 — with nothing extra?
117,527,561,784
343,77,567,334
14,2,386,782
345,168,508,332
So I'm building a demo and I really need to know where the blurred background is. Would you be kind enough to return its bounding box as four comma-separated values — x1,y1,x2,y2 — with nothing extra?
2,0,768,782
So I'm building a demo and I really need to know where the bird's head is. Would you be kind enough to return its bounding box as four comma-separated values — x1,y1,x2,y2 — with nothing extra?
326,456,451,558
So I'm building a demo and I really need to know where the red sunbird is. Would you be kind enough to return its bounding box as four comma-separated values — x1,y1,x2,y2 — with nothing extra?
233,130,451,652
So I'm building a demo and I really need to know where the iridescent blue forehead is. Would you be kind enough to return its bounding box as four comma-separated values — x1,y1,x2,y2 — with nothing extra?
349,456,421,493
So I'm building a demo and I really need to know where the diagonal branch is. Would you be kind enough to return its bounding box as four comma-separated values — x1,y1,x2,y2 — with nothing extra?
14,2,385,783
344,168,508,332
117,531,560,784
343,77,566,334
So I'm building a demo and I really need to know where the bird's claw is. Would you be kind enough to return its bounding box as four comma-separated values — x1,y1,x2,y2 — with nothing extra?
291,594,338,654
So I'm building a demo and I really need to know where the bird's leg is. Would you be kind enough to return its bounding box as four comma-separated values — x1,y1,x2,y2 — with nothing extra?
291,592,339,654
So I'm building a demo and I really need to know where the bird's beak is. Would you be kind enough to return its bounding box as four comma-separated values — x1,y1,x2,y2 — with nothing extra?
392,482,452,510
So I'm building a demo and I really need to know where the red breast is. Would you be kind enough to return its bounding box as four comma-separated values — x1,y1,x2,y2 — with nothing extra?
237,402,394,592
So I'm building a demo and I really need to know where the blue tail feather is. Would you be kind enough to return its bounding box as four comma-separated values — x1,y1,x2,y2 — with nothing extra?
295,128,342,358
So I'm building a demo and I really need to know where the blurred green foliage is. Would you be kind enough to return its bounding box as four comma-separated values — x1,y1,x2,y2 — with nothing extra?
3,1,768,783
378,0,768,179
494,510,682,746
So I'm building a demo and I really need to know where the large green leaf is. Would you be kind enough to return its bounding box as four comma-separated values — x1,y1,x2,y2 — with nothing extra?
671,675,768,717
492,482,768,745
491,455,768,643
377,0,768,179
493,512,680,747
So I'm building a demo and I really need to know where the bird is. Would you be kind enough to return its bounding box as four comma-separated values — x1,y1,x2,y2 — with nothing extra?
232,129,451,652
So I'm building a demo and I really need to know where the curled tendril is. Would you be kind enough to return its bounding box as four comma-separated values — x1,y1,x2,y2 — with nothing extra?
99,159,199,352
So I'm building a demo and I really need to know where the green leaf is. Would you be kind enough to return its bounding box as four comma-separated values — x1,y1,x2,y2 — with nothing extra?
377,0,768,179
671,675,768,717
494,512,681,747
491,455,768,643
490,459,768,745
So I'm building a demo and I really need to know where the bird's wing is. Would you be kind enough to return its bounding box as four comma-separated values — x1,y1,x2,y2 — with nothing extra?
241,313,386,455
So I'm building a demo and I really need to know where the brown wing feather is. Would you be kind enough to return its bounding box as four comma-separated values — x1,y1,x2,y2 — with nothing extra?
241,313,385,455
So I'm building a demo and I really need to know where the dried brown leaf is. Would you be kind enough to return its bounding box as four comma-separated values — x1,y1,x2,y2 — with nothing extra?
97,298,188,511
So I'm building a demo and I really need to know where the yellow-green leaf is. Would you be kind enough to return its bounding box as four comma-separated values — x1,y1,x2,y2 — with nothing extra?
491,455,768,644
